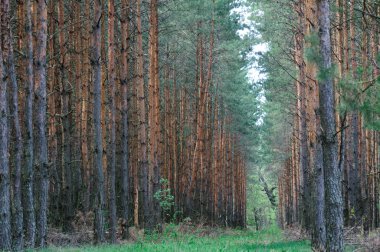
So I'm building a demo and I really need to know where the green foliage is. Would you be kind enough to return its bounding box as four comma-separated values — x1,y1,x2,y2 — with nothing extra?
240,0,296,228
338,61,380,130
305,32,322,65
37,225,311,252
359,76,380,130
247,175,277,229
338,76,362,111
305,31,337,82
154,179,175,217
160,0,260,149
318,65,337,85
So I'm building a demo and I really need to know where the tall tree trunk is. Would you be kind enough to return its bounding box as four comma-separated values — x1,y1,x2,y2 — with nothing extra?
92,0,106,243
360,0,369,234
120,0,130,238
2,0,24,247
131,35,139,227
107,0,117,242
47,0,60,227
295,0,311,230
1,0,23,250
317,0,343,250
35,0,49,246
0,20,11,252
188,27,205,215
58,0,74,233
72,0,83,212
303,0,326,248
24,0,36,246
148,0,161,230
312,112,327,250
136,0,150,231
349,0,361,227
81,0,91,212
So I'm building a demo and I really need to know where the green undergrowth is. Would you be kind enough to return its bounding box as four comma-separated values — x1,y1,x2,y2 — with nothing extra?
35,225,313,252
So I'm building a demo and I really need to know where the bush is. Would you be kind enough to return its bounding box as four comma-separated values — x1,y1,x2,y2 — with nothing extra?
154,178,175,220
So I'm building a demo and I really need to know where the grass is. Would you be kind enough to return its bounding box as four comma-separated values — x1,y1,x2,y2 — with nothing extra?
36,225,313,252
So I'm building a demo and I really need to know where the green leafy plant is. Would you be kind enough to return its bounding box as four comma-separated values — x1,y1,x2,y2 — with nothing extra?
154,178,175,218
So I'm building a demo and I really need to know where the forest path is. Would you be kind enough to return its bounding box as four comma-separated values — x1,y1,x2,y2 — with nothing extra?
40,225,310,251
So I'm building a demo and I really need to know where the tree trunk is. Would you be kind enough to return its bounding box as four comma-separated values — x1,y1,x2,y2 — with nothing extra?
295,0,311,230
0,21,11,252
360,0,369,234
107,0,117,242
148,0,161,230
120,0,130,238
1,0,24,249
35,0,49,246
24,0,36,246
3,0,24,247
58,0,74,233
312,114,327,250
92,0,106,243
136,0,151,231
349,0,361,226
81,0,91,212
317,0,343,250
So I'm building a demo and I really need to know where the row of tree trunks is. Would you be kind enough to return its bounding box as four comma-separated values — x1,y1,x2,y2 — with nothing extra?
0,0,248,249
278,0,379,251
1,0,24,249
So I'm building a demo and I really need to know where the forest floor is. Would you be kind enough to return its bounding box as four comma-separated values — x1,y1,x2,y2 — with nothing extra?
36,225,308,251
30,224,371,252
